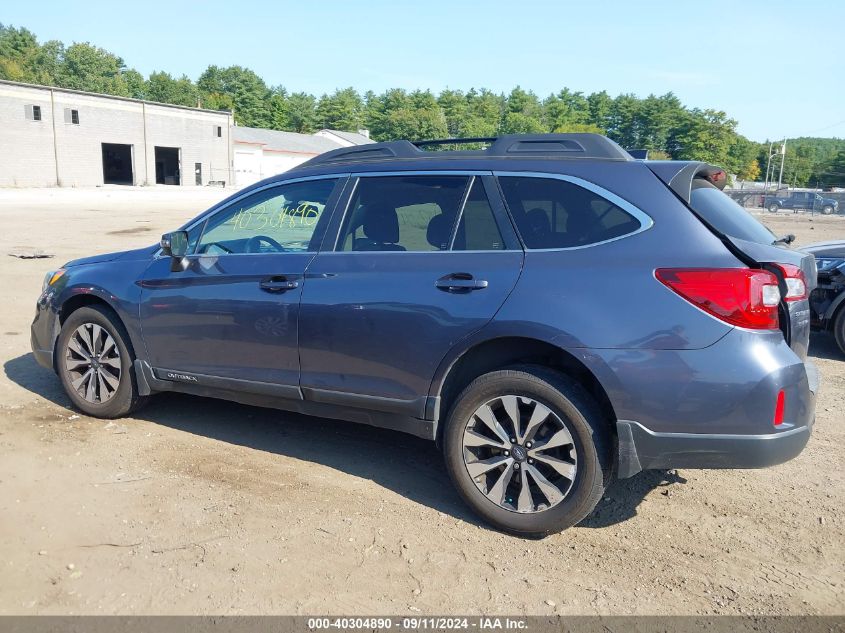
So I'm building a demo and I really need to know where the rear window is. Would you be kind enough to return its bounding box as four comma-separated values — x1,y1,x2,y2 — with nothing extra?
498,176,642,249
689,182,776,245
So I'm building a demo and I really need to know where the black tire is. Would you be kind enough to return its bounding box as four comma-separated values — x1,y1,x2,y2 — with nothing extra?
834,307,845,357
442,365,611,537
56,305,147,418
768,203,780,213
822,205,834,215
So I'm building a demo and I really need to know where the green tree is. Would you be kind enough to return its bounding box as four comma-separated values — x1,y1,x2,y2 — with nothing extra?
55,42,131,95
587,91,613,132
503,86,544,133
819,150,845,188
198,65,271,126
463,88,503,137
545,88,589,132
437,89,468,137
122,69,146,99
636,93,682,150
670,108,737,166
368,89,447,141
727,136,762,180
285,92,317,132
606,94,641,149
315,87,364,131
268,86,289,130
146,71,198,107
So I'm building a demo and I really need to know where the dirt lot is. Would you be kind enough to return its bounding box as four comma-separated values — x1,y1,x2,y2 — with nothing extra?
0,187,843,615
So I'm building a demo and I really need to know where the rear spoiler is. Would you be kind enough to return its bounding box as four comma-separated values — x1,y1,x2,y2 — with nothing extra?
644,161,727,203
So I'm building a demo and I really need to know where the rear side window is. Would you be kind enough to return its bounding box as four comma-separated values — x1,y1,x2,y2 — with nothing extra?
453,179,505,250
690,182,776,245
498,176,642,249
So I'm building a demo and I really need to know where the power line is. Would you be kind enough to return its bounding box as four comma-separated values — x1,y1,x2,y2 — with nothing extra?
796,119,845,136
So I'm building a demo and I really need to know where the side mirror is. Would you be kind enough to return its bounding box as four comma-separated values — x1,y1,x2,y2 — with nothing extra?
160,231,189,271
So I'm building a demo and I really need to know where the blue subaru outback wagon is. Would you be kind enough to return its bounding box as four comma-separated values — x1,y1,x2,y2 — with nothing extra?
31,134,818,536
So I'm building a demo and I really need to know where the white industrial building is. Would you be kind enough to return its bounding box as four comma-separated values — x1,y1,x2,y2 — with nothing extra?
0,79,373,189
232,127,372,187
314,128,372,147
0,79,233,187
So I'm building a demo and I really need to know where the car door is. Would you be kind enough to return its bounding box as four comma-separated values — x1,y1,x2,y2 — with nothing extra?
298,172,523,418
138,175,344,394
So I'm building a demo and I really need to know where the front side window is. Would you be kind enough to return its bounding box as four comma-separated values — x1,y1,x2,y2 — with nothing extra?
338,175,470,252
498,176,642,249
196,178,338,255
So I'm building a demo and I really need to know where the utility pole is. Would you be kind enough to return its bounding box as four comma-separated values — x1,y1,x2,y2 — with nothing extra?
777,140,787,191
763,141,773,194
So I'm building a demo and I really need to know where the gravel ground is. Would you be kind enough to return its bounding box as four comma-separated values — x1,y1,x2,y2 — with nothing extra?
0,187,842,615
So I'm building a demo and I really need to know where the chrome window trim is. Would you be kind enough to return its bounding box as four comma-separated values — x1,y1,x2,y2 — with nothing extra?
333,170,511,253
155,173,348,259
493,171,654,251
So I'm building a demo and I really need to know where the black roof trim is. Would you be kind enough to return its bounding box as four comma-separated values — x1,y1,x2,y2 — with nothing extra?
296,133,632,169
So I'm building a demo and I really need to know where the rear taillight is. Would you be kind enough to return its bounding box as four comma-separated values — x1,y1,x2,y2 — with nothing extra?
655,268,781,330
772,264,808,301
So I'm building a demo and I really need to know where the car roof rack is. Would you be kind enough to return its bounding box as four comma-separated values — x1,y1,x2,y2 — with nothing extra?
296,133,632,169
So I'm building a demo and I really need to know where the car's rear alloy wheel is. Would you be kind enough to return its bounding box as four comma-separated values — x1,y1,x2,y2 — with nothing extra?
462,395,577,513
768,204,780,213
57,305,146,418
65,323,122,403
822,205,834,215
443,366,610,537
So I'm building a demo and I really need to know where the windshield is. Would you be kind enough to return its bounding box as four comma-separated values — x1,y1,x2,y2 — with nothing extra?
689,184,777,245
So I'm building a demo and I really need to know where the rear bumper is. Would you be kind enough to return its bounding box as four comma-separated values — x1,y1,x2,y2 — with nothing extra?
617,419,811,476
616,358,818,477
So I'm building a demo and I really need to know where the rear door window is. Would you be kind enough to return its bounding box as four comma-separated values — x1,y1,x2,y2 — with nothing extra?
338,175,470,252
453,179,506,251
689,182,776,245
497,175,643,249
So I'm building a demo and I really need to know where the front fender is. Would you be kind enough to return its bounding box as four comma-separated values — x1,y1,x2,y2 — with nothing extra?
51,266,148,363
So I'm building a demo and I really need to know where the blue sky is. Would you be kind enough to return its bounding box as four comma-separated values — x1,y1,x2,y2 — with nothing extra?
5,0,844,142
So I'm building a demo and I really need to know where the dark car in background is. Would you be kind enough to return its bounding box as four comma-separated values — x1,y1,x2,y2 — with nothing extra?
31,134,818,536
805,240,845,355
765,191,839,215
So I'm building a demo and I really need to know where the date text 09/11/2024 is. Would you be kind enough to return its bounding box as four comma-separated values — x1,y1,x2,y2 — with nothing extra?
307,617,528,630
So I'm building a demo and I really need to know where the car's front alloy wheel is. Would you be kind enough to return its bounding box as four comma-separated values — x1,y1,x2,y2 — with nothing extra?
57,305,146,418
65,323,122,403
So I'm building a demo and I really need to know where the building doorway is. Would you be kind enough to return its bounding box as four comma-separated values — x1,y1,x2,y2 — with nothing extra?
154,146,181,185
101,143,134,185
194,162,202,186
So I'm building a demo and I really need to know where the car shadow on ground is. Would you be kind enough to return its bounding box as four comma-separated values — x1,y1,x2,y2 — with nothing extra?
4,352,679,534
809,332,843,362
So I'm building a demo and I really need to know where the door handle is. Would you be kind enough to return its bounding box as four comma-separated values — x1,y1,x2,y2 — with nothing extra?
435,273,489,292
259,276,299,293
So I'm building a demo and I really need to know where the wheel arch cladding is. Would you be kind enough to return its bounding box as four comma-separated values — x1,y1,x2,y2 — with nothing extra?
59,293,116,325
434,336,618,444
55,294,140,368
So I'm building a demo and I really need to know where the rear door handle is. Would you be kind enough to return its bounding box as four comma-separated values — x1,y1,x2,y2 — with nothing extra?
259,276,299,293
435,273,489,292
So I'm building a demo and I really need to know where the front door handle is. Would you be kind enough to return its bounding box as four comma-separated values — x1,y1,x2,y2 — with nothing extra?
435,273,489,292
259,276,299,293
